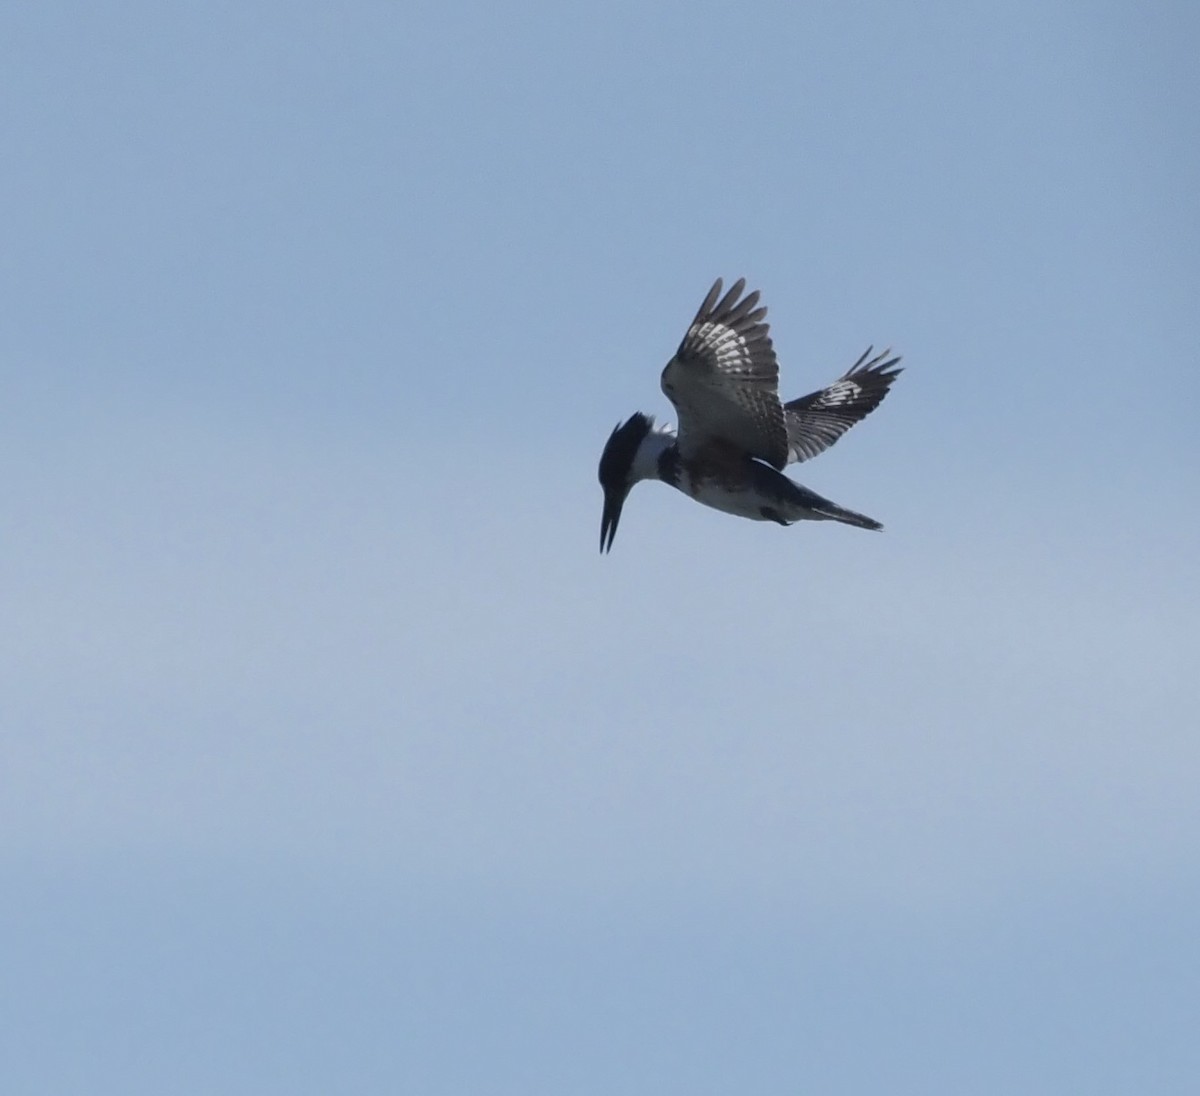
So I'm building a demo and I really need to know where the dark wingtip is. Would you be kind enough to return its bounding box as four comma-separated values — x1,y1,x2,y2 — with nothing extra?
846,346,904,381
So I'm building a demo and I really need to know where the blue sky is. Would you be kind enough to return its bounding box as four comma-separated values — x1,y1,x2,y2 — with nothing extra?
3,1,1198,1092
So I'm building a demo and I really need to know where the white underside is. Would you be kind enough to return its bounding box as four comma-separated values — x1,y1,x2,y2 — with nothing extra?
683,476,818,523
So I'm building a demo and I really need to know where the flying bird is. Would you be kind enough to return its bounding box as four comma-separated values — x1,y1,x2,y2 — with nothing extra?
598,278,901,553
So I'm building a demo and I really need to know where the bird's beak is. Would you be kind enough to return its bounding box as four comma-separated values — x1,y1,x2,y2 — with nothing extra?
600,490,626,554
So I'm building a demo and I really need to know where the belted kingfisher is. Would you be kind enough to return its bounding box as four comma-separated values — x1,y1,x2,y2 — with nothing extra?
598,278,902,553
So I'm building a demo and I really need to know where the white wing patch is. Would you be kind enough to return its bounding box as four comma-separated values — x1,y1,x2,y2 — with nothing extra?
784,347,903,465
661,279,788,470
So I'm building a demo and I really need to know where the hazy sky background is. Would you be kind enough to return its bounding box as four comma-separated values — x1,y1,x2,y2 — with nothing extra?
3,1,1198,1093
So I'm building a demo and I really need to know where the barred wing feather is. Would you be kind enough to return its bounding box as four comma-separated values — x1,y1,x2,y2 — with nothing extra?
784,347,902,465
660,278,789,471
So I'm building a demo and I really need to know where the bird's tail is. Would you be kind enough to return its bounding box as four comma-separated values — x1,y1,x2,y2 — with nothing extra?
771,470,886,531
814,500,883,531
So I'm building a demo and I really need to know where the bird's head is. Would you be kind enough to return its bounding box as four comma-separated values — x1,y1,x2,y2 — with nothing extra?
597,412,657,554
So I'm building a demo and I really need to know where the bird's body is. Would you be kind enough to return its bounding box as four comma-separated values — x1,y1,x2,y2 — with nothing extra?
650,431,882,528
598,278,901,552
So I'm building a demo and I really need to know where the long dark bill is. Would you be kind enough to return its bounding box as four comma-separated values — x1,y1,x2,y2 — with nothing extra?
599,494,624,554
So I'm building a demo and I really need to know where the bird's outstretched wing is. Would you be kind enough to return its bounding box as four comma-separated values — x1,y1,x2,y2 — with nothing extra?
784,347,902,465
660,278,789,470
